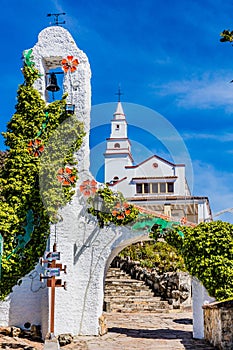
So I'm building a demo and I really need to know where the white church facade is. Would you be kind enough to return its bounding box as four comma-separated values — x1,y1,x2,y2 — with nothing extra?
104,101,212,224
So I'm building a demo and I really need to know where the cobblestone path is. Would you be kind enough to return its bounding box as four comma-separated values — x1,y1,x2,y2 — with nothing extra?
0,311,216,349
72,311,216,350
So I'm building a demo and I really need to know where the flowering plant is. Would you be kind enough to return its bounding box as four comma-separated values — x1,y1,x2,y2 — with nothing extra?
88,185,139,227
112,202,131,220
57,167,76,186
61,56,79,73
79,179,97,196
28,139,44,157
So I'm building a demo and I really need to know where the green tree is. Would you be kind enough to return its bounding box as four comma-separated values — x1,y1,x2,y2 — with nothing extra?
165,221,233,300
0,62,84,299
119,240,186,272
0,151,7,170
220,29,233,43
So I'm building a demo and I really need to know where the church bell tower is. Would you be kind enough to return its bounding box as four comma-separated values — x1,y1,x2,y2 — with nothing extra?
104,97,133,184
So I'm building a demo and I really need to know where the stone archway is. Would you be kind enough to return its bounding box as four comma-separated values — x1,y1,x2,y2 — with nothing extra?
0,25,213,341
104,239,192,310
102,239,214,340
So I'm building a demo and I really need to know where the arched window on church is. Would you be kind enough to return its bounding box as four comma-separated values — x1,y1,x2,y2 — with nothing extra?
114,143,120,148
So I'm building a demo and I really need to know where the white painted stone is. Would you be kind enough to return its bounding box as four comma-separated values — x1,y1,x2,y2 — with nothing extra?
0,296,10,326
0,264,48,332
192,277,215,339
0,25,210,341
48,195,150,336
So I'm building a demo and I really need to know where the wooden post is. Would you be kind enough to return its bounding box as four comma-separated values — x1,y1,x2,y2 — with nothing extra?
50,243,56,335
40,242,66,336
50,275,55,334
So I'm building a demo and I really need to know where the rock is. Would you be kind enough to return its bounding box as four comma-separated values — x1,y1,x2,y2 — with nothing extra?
58,333,73,346
99,314,108,335
0,326,12,335
11,326,22,337
111,257,192,310
30,324,42,341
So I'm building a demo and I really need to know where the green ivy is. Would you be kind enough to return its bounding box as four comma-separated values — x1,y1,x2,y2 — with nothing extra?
0,65,84,299
88,186,139,227
164,221,233,301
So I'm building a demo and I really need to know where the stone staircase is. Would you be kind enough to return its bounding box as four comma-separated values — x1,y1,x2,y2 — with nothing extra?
104,267,171,313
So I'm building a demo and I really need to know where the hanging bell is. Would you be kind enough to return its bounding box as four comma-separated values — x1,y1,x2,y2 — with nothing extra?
46,72,60,92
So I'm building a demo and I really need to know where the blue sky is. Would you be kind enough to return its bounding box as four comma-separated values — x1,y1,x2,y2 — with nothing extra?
1,0,233,221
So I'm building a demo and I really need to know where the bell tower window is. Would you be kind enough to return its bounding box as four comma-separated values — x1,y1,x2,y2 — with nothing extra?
114,143,120,148
116,124,120,130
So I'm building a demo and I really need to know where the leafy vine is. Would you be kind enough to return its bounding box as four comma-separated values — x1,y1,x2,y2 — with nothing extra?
0,54,85,299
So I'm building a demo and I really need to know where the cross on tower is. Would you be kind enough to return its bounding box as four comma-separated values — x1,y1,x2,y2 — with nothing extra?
115,86,123,102
47,13,66,26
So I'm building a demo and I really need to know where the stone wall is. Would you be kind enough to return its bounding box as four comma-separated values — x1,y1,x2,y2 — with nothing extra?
112,257,192,309
203,300,233,350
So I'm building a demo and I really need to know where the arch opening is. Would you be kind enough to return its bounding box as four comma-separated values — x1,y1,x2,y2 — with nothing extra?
103,239,192,314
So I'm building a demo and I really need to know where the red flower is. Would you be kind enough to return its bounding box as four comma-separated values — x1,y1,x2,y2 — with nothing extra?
180,217,187,225
79,179,97,196
28,139,44,157
57,167,76,186
61,56,79,73
112,202,131,220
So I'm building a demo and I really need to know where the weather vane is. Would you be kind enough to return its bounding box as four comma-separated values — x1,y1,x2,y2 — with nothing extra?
115,85,124,102
47,13,66,26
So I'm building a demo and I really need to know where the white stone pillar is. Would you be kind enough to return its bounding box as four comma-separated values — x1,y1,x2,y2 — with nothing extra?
192,277,215,339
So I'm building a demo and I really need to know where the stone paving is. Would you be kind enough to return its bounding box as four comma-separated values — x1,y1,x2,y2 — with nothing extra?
0,310,216,349
71,311,216,350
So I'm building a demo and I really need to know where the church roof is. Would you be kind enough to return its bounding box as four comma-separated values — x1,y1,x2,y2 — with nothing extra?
125,154,185,169
131,176,178,181
113,101,125,120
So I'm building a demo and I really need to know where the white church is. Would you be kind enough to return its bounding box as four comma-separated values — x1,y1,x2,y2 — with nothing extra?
104,100,212,224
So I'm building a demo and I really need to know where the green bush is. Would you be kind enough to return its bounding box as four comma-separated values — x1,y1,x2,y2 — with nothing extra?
119,240,186,272
165,221,233,300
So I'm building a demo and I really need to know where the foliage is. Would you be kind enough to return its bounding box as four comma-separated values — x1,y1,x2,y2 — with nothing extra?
0,65,84,299
88,188,233,301
165,221,233,301
88,186,139,227
119,240,186,272
220,29,233,43
0,151,8,170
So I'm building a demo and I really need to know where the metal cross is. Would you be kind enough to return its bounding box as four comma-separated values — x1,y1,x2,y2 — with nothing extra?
115,86,123,102
47,13,66,26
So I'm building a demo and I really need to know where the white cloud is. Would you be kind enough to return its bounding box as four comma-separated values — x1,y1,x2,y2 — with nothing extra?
182,132,233,142
51,0,65,12
153,72,233,112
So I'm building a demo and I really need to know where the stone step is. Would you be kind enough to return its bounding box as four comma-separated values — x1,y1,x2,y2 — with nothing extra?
104,267,171,313
105,296,169,305
105,290,155,297
109,306,170,313
105,282,151,292
106,269,130,277
105,286,152,293
105,295,162,301
105,299,170,312
105,278,147,287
